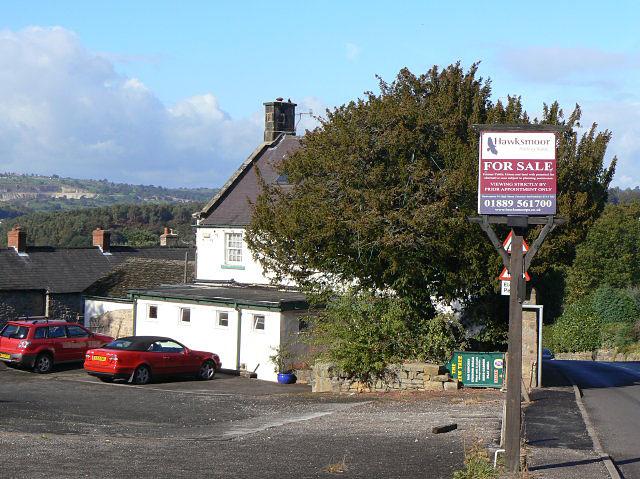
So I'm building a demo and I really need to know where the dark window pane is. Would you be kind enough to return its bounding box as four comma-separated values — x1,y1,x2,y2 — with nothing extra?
48,326,67,338
67,326,89,338
34,327,47,339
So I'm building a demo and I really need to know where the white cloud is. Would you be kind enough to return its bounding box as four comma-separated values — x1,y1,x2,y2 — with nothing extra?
345,42,361,61
0,27,271,187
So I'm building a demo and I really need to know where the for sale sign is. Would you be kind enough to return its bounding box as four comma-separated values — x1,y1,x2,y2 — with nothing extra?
478,131,557,215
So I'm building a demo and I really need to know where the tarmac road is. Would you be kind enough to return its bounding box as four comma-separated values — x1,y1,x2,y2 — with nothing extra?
550,360,640,479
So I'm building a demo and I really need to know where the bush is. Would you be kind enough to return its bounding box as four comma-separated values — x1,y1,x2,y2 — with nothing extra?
601,322,635,349
549,297,602,353
591,286,639,324
308,290,464,382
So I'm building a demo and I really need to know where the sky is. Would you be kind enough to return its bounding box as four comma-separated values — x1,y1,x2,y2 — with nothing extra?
1,1,639,188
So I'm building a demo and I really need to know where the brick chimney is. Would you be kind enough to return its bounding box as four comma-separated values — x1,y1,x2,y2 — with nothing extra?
160,227,179,247
263,97,296,142
92,228,111,253
7,225,26,253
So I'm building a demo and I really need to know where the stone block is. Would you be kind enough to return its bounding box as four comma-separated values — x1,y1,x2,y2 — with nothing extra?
423,379,443,391
423,363,442,378
432,374,450,382
444,380,461,391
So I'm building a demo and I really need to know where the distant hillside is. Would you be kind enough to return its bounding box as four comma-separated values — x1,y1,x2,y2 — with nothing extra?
0,173,216,218
609,187,640,204
0,203,204,248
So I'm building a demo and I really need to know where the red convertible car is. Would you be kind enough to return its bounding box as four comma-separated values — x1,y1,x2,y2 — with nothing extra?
84,336,221,384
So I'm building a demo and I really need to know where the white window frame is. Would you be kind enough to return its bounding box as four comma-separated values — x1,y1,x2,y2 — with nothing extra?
148,304,158,320
179,307,191,324
225,232,243,264
217,311,229,328
253,314,265,331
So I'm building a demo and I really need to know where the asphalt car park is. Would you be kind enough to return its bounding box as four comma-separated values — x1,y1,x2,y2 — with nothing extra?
0,362,502,478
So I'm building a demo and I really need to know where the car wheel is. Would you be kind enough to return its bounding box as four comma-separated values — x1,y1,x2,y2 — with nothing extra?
131,365,151,385
198,360,216,380
33,353,53,374
98,377,114,383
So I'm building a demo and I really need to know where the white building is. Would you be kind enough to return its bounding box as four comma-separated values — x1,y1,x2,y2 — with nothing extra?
130,99,307,381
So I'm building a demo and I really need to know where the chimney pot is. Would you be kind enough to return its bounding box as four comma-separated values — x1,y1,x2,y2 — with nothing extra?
92,228,111,253
7,225,27,253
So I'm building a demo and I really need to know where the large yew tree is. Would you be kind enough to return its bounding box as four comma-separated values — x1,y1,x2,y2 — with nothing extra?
247,63,615,318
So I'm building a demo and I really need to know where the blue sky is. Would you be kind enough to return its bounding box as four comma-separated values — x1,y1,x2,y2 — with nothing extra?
1,1,639,187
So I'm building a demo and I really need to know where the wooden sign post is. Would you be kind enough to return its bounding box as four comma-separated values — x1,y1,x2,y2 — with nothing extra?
470,124,565,473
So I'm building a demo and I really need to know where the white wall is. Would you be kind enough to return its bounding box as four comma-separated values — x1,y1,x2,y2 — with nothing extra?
84,298,133,328
196,227,272,284
134,299,292,382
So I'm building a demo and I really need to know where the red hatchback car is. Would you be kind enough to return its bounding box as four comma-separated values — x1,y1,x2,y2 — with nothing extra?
84,336,221,384
0,320,113,373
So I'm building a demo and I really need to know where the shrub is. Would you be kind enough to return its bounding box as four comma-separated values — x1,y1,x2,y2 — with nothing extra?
423,313,466,363
591,286,639,324
601,322,635,350
549,297,602,353
308,290,464,382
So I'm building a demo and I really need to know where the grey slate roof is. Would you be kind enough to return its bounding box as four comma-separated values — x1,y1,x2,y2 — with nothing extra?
128,283,308,311
84,257,196,299
0,246,194,294
197,134,301,227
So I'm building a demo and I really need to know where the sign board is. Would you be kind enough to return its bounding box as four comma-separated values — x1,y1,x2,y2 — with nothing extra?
478,131,556,215
499,266,531,282
447,351,505,388
503,231,529,253
501,280,510,295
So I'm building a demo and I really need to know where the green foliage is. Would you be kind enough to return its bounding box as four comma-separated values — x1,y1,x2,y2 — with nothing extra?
0,203,202,248
309,290,464,382
423,313,466,363
452,442,497,479
547,297,602,352
566,203,640,300
269,341,295,374
601,322,635,350
590,286,639,324
247,62,615,321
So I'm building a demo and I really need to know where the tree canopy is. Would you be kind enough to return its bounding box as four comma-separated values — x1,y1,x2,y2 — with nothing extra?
566,202,640,300
247,63,616,318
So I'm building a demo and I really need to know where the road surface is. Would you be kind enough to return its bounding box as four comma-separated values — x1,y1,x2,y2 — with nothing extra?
547,360,640,479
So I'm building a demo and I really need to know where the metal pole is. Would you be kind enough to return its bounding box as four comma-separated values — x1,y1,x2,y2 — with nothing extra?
505,229,524,472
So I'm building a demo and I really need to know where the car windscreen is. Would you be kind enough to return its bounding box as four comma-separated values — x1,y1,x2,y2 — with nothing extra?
103,338,150,351
0,325,29,339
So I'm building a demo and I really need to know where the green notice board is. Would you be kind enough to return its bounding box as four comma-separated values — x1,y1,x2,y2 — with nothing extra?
446,351,505,388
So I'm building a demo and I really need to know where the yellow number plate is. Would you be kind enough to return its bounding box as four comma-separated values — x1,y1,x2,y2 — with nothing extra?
92,355,107,362
0,352,11,360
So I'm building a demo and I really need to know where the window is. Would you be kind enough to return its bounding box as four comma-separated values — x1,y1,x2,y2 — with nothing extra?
180,307,191,323
225,232,243,264
0,325,29,339
66,325,89,338
148,305,158,319
48,326,66,338
217,311,229,327
253,314,265,331
34,327,47,339
148,340,184,354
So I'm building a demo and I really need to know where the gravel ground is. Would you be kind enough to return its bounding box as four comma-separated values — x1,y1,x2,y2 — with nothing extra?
0,363,502,478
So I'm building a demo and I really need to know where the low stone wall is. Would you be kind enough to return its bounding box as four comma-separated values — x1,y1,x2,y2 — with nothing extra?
88,309,133,338
555,349,640,361
311,362,460,393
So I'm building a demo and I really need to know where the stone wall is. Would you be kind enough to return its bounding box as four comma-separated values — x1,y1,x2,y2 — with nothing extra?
310,362,460,393
48,293,83,322
88,309,133,338
555,349,640,361
0,290,46,325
